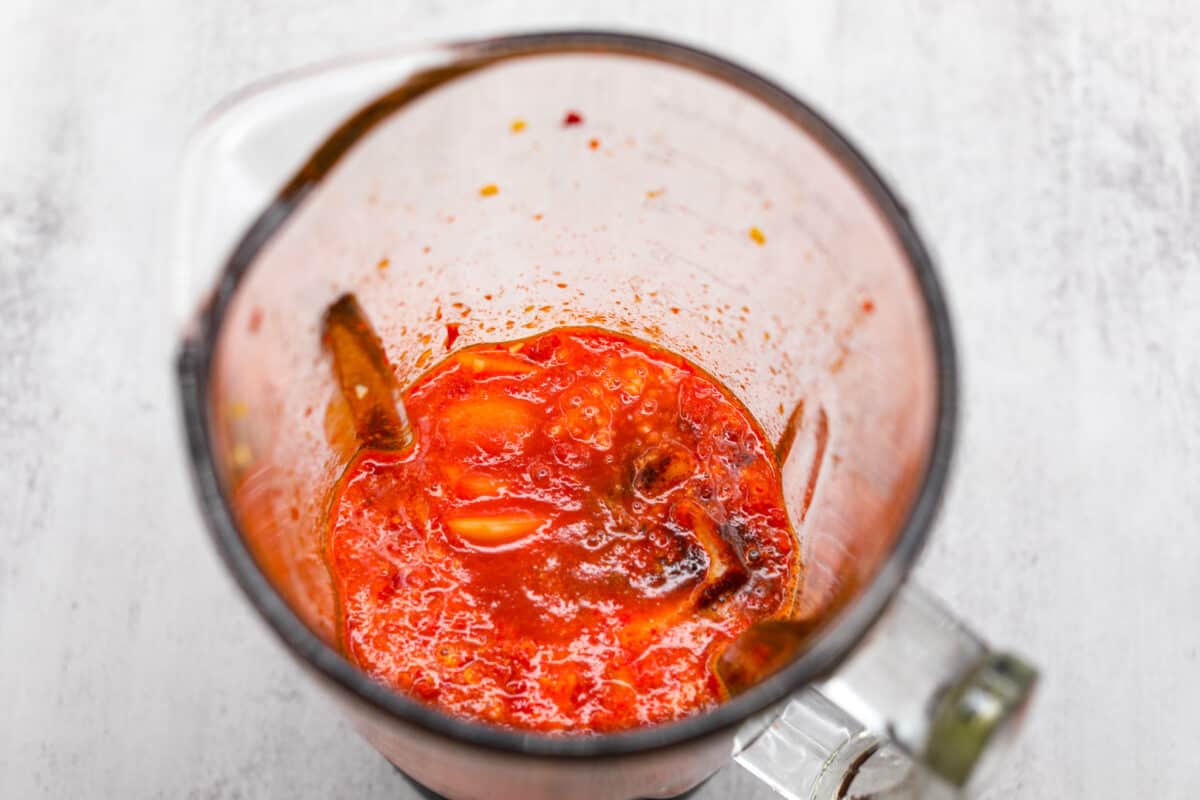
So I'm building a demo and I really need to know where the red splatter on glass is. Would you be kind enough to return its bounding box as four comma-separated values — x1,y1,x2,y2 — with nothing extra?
444,322,461,350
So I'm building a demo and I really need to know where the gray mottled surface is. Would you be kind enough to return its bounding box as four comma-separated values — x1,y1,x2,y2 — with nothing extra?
2,1,1199,798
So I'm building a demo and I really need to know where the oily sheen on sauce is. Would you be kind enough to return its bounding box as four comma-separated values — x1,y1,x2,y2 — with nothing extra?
326,327,800,733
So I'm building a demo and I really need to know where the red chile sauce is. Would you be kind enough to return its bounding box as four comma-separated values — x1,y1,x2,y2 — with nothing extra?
326,327,800,732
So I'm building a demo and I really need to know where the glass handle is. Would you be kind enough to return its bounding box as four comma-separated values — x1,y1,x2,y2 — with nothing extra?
735,582,1037,798
735,688,898,799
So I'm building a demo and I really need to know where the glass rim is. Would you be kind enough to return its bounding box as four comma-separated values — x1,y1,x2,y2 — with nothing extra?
176,29,958,759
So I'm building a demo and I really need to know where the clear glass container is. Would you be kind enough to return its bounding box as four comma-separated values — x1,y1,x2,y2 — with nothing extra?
175,32,1035,800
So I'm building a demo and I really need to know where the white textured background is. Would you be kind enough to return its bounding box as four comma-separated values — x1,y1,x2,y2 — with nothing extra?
2,2,1198,798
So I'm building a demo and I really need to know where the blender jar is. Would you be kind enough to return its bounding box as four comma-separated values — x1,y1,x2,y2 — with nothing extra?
176,32,1035,800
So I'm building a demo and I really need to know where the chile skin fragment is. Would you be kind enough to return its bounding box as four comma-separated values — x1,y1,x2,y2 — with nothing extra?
326,327,799,733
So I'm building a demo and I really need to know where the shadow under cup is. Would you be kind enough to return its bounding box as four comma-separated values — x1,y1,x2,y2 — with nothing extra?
179,33,953,798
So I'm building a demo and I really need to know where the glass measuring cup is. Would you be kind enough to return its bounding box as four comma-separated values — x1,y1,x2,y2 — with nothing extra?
175,32,1036,799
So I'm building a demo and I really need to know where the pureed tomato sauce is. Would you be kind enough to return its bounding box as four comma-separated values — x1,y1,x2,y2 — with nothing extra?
326,326,799,733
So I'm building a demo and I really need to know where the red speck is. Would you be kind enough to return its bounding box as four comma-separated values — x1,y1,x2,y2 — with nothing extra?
248,307,263,333
422,245,432,254
862,299,876,313
484,294,494,301
670,307,681,315
434,306,443,322
444,322,461,350
588,138,600,150
556,282,568,289
563,111,583,126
